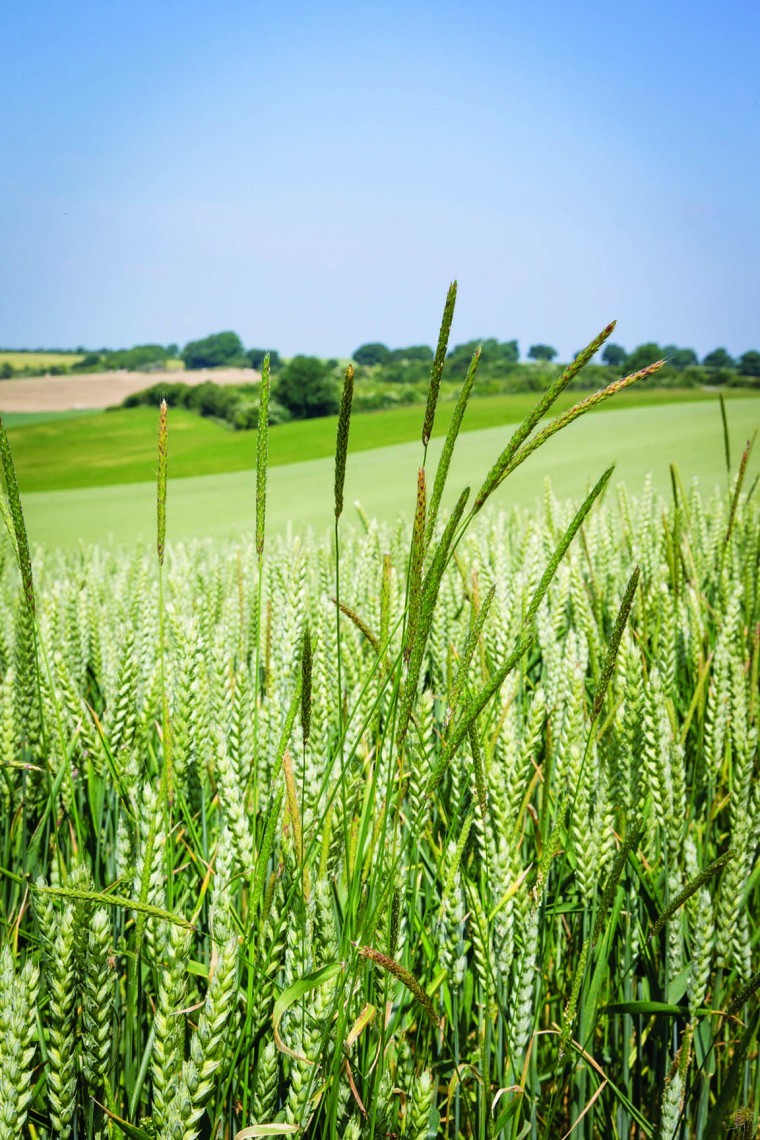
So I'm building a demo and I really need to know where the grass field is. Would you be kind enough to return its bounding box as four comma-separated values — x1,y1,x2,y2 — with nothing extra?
18,397,760,548
4,386,757,495
0,350,85,370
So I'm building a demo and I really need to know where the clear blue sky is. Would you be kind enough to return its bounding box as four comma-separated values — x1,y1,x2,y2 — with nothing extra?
1,0,758,360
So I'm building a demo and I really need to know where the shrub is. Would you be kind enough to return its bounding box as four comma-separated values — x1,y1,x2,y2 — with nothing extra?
275,355,339,418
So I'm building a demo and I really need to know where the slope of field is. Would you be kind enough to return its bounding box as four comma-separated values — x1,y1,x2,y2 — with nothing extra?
5,387,756,494
0,366,259,412
17,398,759,549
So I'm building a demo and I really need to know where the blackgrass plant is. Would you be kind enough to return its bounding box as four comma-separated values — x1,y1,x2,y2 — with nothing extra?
0,289,757,1139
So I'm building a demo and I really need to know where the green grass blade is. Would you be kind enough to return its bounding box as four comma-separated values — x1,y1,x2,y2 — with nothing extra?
256,354,271,557
334,363,355,520
473,320,618,510
0,413,35,614
34,884,195,930
591,566,640,723
156,399,168,566
488,360,665,498
425,346,480,546
422,281,457,449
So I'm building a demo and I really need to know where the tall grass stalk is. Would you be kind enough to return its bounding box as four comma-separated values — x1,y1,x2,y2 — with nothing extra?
421,281,457,454
251,353,271,836
333,363,355,848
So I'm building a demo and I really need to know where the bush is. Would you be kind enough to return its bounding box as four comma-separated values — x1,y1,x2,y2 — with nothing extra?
353,388,392,413
72,352,103,371
229,397,292,430
120,379,292,431
275,355,339,419
726,372,760,389
706,368,735,387
186,382,238,420
375,359,430,385
101,345,172,371
267,398,292,425
124,382,190,408
231,401,259,430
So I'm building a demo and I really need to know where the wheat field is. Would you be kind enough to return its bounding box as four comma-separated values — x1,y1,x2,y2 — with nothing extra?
0,295,757,1139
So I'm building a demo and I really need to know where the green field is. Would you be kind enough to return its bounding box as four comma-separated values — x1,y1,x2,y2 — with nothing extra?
1,455,756,1137
0,350,85,370
4,386,757,494
18,397,760,549
0,409,100,429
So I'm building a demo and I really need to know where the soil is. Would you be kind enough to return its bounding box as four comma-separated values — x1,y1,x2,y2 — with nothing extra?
0,368,261,413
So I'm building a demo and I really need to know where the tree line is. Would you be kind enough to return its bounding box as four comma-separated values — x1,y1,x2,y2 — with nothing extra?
0,333,281,380
118,330,760,433
3,330,759,429
3,329,759,381
354,337,760,377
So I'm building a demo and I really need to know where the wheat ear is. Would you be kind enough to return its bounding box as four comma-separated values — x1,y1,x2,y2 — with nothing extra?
45,905,78,1135
0,947,39,1135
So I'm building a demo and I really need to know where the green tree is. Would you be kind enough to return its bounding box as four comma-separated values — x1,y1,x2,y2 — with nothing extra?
624,342,663,372
602,344,628,368
447,338,519,374
527,344,557,362
247,348,283,372
182,331,245,369
275,355,339,419
101,344,171,371
353,343,390,366
738,350,760,377
446,339,482,373
387,345,434,363
702,348,735,369
663,345,698,369
379,358,430,384
493,339,520,367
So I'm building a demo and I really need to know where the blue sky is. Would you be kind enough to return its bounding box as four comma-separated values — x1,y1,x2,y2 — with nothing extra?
1,0,758,359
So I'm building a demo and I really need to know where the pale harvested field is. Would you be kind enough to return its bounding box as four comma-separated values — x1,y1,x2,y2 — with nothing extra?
0,367,260,412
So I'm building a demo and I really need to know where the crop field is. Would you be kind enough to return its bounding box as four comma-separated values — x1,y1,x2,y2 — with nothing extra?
0,310,758,1139
0,351,85,371
0,366,258,415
